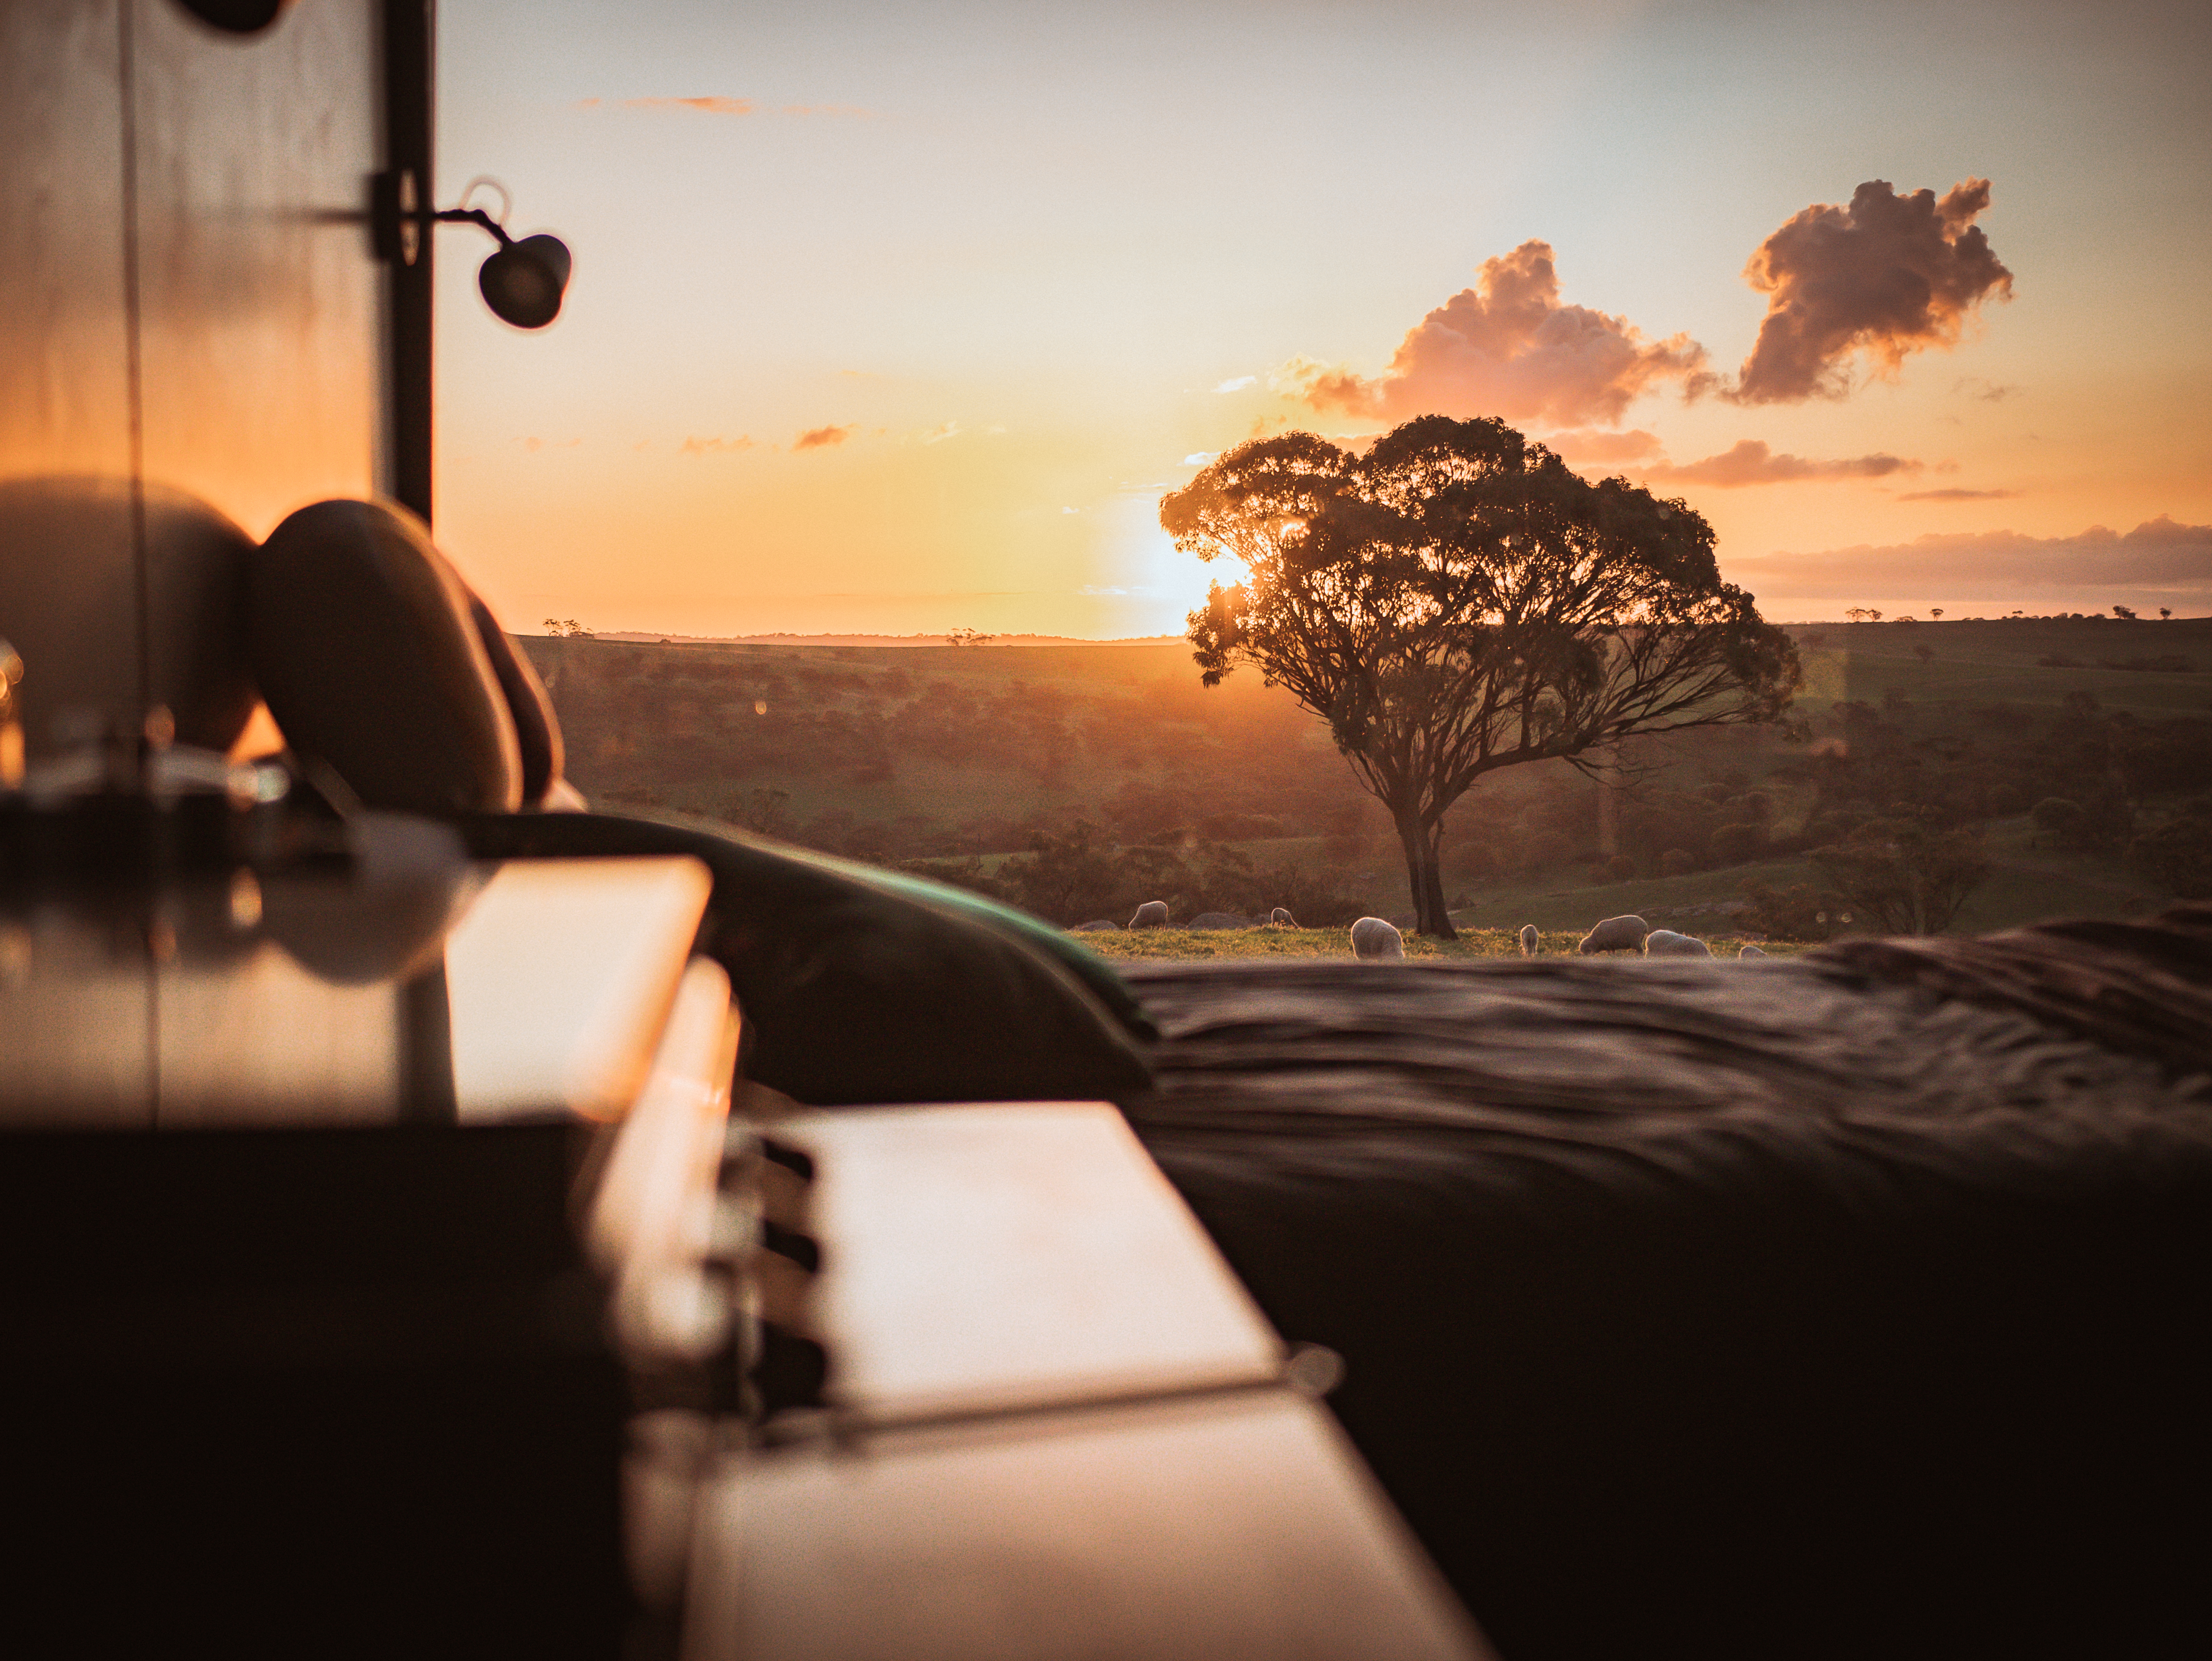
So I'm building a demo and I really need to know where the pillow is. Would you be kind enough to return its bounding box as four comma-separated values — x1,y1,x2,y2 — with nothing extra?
766,846,1159,1041
250,500,522,814
453,810,1154,1108
466,592,566,806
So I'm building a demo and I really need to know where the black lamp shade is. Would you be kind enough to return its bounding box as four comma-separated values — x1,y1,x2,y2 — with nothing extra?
477,235,572,330
178,0,291,31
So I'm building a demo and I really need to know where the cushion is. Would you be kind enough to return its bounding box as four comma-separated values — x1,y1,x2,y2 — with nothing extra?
466,592,566,806
249,500,522,814
762,847,1159,1041
453,810,1154,1107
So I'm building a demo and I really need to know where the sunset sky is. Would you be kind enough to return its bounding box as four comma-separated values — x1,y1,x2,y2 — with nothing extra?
431,0,2212,638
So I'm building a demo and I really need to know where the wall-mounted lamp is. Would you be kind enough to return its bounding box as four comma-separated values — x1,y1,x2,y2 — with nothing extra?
372,171,572,330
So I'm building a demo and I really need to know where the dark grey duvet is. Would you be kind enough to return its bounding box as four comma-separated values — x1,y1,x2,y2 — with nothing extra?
1120,907,2212,1661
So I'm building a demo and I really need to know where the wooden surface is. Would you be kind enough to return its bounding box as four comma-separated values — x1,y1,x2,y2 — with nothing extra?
692,1100,1491,1659
2,853,713,1126
766,1102,1283,1422
685,1388,1491,1661
447,855,712,1122
588,956,741,1363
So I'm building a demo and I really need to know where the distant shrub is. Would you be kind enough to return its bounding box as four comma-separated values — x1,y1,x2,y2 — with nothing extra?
1707,822,1762,865
2127,797,2212,898
1737,880,1846,942
1811,817,1990,935
1658,848,1696,877
2037,654,2084,669
1605,854,1637,883
2097,655,2194,673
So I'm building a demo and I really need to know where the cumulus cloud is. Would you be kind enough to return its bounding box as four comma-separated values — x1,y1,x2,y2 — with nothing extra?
679,434,755,455
1728,516,2212,601
1281,241,1711,428
794,423,854,451
1542,427,1663,464
1183,451,1216,465
1731,179,2013,404
1642,439,1921,487
1899,486,2018,502
1213,375,1257,393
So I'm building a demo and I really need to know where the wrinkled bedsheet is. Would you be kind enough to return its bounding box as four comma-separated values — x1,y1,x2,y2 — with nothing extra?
1120,906,2212,1661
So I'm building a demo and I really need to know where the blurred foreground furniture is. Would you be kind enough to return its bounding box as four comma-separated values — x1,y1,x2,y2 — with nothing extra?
2,790,1481,1659
684,1102,1485,1661
2,816,733,1654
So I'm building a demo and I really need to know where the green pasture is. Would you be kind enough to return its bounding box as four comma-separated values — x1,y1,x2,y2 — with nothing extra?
1078,925,1812,960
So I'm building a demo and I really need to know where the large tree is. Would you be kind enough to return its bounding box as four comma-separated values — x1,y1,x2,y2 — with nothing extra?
1160,415,1800,937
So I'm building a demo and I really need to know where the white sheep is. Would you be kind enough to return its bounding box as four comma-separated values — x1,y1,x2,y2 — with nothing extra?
1129,900,1169,929
1737,943,1770,959
1576,914,1649,954
1644,928,1712,958
1270,907,1299,928
1350,917,1405,960
1518,924,1539,957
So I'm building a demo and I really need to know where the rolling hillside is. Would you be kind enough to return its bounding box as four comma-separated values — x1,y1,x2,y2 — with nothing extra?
520,616,2212,936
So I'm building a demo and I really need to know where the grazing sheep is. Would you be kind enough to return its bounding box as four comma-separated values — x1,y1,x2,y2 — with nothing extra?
1350,917,1405,961
1576,914,1650,955
1189,911,1248,930
1738,943,1769,959
1129,900,1169,929
1644,929,1712,958
1518,924,1539,958
1071,919,1121,932
1270,907,1299,928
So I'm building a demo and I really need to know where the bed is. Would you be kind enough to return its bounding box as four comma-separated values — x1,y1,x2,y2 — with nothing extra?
1117,909,2212,1661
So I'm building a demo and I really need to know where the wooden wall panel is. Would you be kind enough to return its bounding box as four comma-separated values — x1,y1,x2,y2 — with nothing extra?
131,0,386,541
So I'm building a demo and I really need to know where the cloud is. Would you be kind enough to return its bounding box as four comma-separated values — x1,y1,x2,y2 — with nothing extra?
1542,427,1662,464
1730,179,2013,404
1728,516,2212,601
1642,439,1921,487
1183,451,1215,465
1955,377,2021,403
1061,507,1080,515
918,421,962,445
622,96,756,115
1212,376,1257,393
1898,486,2019,502
584,96,870,118
679,434,755,456
1280,241,1711,428
794,423,854,451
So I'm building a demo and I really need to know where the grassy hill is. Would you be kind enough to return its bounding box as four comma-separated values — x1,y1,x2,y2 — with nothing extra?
520,616,2212,940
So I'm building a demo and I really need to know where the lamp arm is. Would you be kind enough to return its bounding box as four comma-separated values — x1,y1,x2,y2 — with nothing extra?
372,171,521,265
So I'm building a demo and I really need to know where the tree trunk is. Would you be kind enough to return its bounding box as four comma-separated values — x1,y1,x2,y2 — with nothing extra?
1393,809,1455,939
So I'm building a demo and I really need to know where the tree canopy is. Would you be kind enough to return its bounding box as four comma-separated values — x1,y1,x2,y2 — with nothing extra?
1160,415,1800,936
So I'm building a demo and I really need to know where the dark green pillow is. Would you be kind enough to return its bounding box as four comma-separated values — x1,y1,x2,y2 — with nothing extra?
454,811,1154,1108
763,847,1159,1042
